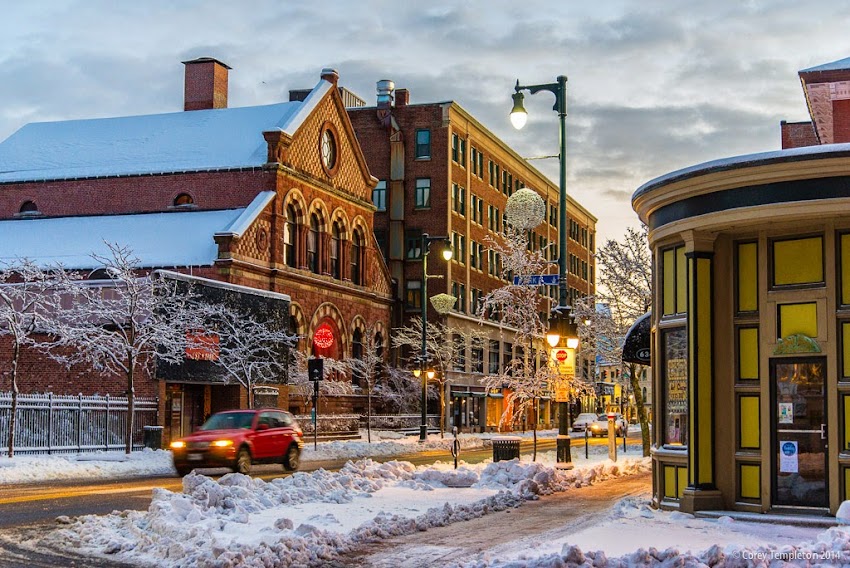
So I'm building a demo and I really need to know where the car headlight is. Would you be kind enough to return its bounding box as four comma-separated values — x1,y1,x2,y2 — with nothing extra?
211,440,234,448
170,441,186,449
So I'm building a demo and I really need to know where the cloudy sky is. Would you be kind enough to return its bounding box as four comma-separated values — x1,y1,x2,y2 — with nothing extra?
1,1,848,244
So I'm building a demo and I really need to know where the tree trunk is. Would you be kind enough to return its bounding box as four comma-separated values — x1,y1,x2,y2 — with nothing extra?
438,382,446,439
7,343,20,458
532,397,538,462
629,363,650,457
126,365,135,455
367,384,372,444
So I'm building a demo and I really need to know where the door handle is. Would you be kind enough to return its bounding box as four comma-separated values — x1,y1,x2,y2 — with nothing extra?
821,424,827,440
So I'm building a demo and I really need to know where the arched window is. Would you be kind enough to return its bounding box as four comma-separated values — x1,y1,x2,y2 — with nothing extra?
307,213,321,274
351,328,364,387
375,331,384,358
173,193,194,206
351,228,363,285
284,204,300,268
19,201,38,214
330,222,342,279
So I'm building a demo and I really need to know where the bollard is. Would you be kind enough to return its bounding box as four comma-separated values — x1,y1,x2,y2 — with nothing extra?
584,427,589,459
451,426,460,469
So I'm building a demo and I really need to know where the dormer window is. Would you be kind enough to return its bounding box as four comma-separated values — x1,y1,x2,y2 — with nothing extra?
173,193,195,207
18,201,40,215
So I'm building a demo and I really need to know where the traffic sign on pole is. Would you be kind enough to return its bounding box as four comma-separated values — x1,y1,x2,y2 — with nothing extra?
512,274,559,286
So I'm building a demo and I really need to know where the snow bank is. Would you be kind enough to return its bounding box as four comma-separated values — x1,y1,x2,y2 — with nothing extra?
39,456,651,567
0,449,175,484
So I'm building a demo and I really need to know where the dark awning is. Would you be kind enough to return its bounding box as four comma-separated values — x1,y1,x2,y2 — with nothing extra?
622,311,651,365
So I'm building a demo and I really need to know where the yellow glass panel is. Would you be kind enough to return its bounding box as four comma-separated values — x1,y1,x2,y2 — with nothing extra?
844,323,850,379
737,242,758,312
676,247,687,313
846,468,850,500
845,395,850,451
779,303,818,339
739,396,760,449
740,464,760,499
663,249,675,316
773,237,823,286
664,465,677,498
843,235,850,305
677,467,688,499
738,327,759,380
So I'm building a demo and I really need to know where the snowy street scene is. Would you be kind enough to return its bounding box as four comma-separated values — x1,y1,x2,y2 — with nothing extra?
1,433,849,566
5,2,850,567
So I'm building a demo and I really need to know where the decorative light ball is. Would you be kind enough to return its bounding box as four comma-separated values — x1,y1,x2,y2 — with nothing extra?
430,293,457,315
505,188,545,230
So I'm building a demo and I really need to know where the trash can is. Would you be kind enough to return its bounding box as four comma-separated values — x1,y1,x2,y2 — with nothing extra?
492,436,522,462
143,425,164,450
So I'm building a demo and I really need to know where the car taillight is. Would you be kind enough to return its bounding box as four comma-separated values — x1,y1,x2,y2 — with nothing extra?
295,429,303,438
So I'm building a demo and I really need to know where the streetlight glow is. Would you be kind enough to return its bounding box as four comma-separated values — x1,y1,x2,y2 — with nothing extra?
510,91,528,130
567,336,579,350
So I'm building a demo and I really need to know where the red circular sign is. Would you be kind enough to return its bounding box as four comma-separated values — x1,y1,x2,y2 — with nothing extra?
313,324,335,349
555,349,568,362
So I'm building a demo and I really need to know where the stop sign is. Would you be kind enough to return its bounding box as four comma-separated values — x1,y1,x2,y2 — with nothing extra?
555,349,568,362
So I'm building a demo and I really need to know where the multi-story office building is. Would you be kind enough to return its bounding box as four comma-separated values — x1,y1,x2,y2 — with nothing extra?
348,81,597,432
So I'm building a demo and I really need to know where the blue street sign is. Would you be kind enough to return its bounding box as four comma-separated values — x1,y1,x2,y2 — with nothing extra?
512,274,559,286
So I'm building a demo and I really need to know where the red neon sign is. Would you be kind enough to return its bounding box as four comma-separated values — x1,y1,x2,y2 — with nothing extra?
313,324,335,349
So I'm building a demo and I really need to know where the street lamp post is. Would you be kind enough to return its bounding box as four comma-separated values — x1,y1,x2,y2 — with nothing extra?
418,233,452,442
512,75,577,467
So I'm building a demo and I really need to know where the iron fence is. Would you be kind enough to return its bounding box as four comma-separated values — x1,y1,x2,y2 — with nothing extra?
0,392,159,454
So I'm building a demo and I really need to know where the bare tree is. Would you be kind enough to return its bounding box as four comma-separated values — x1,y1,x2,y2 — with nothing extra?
196,302,297,409
345,324,385,443
478,224,554,458
573,225,653,456
391,318,486,438
46,243,201,454
0,260,64,457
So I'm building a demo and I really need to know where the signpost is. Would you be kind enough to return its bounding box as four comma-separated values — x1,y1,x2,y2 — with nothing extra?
512,274,559,286
308,358,323,450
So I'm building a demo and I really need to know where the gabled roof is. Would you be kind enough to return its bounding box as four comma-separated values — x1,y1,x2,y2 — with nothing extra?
0,80,331,183
800,57,850,73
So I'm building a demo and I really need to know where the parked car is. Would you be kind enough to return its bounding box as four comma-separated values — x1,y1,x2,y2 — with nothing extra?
170,409,303,476
571,412,599,432
588,413,628,437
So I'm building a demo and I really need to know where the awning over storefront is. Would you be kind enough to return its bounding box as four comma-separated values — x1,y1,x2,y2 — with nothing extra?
622,311,651,365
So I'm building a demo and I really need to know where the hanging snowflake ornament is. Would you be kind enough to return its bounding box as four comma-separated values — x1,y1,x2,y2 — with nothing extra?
505,188,545,230
430,293,457,315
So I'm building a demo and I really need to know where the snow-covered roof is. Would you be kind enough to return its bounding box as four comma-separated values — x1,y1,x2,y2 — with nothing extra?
801,56,850,73
0,208,245,269
633,142,850,200
0,80,331,183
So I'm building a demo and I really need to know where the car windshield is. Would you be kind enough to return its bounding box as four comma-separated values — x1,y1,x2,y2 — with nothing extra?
200,412,255,431
597,414,609,420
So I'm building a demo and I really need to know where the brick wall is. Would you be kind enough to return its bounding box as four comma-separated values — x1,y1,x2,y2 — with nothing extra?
781,121,819,149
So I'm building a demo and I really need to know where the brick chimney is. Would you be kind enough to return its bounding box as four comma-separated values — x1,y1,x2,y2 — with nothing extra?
182,57,231,111
395,88,410,107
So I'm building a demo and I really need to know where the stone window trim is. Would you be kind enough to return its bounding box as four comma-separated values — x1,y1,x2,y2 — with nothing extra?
318,120,341,178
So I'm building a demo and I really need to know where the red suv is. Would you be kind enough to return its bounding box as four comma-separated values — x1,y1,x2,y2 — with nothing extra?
170,409,303,476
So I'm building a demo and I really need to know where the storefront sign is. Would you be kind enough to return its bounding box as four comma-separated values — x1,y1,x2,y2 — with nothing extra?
780,440,799,473
185,331,219,361
313,324,335,349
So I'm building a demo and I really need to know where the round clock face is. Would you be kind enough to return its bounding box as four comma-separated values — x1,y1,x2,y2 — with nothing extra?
321,129,337,170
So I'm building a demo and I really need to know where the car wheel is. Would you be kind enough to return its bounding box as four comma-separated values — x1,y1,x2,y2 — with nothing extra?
283,444,300,472
235,447,252,475
175,466,192,477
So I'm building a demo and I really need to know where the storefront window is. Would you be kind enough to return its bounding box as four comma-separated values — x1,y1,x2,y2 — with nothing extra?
663,328,688,446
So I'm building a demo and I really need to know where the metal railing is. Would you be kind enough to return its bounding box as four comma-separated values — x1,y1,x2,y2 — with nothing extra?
362,414,440,431
0,392,158,454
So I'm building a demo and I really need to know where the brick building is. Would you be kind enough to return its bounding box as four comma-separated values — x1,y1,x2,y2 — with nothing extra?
0,58,393,440
347,81,597,432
